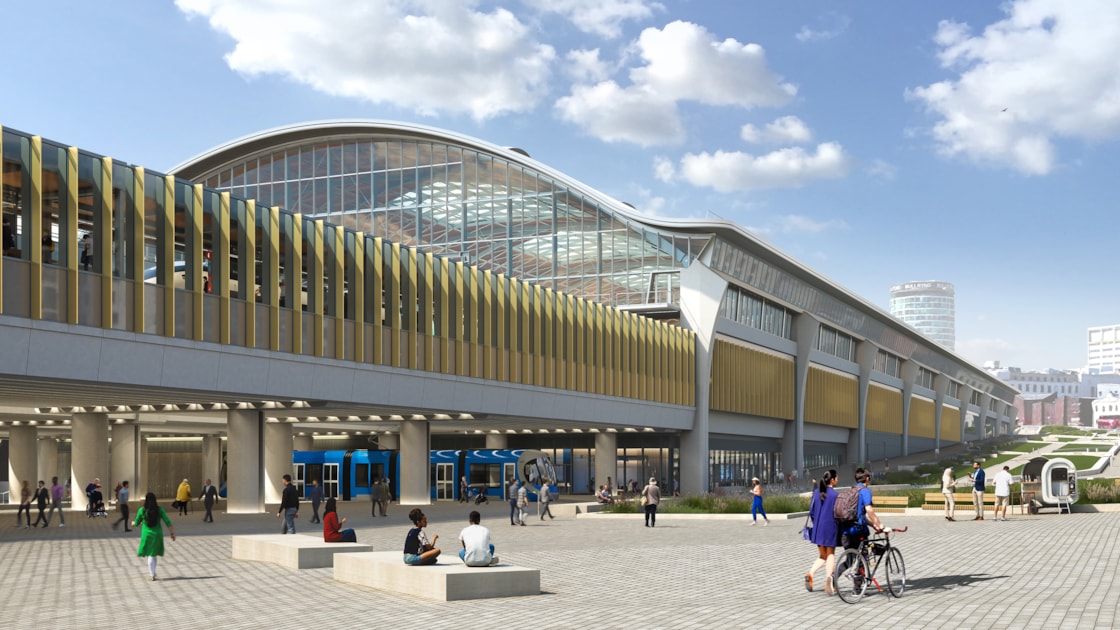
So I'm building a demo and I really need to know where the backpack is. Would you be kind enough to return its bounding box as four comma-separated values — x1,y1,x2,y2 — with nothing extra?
833,486,862,523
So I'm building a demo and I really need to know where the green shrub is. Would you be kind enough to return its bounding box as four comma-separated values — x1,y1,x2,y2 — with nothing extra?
600,500,641,514
1040,426,1092,436
1077,479,1120,504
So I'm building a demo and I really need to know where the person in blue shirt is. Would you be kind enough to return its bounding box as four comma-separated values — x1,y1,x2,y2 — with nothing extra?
969,461,987,521
841,468,885,549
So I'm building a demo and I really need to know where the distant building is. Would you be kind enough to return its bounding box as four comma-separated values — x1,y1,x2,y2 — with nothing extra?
1087,324,1120,374
986,362,1120,427
889,281,955,350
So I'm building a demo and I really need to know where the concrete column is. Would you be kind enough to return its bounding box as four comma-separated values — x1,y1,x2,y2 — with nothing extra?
37,437,59,486
900,360,919,457
71,413,109,513
8,425,37,505
788,314,820,476
201,435,222,490
932,375,950,452
594,431,617,493
399,420,430,505
227,410,263,514
110,423,140,492
958,385,974,443
677,261,728,495
293,434,313,451
855,342,877,467
485,433,508,449
140,437,150,496
378,433,399,450
263,422,293,506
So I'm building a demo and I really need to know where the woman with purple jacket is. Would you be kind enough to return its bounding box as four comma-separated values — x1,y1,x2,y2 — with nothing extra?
805,470,841,595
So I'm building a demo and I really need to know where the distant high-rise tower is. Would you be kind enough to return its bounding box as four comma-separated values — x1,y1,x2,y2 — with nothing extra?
1087,325,1120,374
889,281,955,350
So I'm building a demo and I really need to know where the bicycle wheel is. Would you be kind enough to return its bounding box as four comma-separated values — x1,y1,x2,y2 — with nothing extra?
885,547,906,597
833,549,870,604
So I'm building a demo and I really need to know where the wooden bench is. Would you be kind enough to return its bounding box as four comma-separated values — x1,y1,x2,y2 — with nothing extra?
874,496,909,513
232,534,372,570
922,493,947,510
334,551,540,601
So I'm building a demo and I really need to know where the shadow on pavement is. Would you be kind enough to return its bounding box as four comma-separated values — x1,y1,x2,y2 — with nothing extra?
906,573,1008,591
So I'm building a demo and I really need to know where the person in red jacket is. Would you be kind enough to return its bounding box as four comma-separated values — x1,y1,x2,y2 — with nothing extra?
322,498,356,543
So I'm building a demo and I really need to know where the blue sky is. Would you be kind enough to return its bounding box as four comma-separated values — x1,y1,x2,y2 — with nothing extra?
3,1,1117,372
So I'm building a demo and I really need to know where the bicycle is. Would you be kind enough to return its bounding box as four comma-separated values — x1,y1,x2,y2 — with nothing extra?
833,526,907,603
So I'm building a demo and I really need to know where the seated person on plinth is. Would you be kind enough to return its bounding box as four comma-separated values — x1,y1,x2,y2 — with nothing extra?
596,485,614,504
322,498,356,543
403,508,440,565
458,510,498,566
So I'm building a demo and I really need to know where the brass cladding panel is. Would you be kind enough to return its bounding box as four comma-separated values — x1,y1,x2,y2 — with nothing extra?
805,367,858,429
941,405,962,442
909,397,936,439
0,131,696,408
709,340,795,421
867,385,903,434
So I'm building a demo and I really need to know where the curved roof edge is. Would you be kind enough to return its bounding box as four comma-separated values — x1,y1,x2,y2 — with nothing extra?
169,119,1006,396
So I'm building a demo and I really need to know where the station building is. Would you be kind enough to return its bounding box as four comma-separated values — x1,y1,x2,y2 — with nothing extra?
0,120,1017,504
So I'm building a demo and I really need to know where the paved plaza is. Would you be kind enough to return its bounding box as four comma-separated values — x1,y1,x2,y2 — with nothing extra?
0,497,1116,630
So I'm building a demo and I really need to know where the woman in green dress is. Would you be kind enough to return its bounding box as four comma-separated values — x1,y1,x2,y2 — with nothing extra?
133,492,176,580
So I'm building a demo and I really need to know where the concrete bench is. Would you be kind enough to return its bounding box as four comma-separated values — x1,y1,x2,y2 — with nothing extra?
232,534,372,570
334,551,540,601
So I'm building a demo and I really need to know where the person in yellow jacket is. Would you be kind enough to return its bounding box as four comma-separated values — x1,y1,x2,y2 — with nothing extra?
175,479,191,516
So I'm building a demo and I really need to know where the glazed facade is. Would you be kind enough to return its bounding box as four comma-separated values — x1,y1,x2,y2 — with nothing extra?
183,130,707,309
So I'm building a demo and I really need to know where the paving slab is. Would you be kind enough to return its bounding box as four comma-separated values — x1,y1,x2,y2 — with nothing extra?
0,499,1116,629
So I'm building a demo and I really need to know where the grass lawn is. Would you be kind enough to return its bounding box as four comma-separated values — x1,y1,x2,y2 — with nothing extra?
1054,443,1115,453
1007,442,1048,453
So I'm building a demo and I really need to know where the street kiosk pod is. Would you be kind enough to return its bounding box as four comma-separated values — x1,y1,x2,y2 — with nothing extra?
1020,457,1078,513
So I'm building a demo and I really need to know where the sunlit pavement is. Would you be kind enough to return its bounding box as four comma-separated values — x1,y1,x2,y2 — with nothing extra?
0,498,1115,629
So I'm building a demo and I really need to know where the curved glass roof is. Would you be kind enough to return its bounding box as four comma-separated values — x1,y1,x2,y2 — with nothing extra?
172,121,708,308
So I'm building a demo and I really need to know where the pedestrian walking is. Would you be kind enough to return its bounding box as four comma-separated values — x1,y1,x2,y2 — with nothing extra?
199,478,219,523
805,470,840,595
508,479,520,526
459,476,469,503
516,481,529,526
175,478,191,516
371,477,389,517
941,467,957,521
112,480,132,532
308,479,323,524
750,477,769,526
31,480,50,527
277,473,299,534
641,477,661,527
539,484,555,520
44,476,65,527
15,480,31,528
993,465,1014,521
133,492,175,580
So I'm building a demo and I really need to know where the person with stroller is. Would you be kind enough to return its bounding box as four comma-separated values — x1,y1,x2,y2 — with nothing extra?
133,493,176,580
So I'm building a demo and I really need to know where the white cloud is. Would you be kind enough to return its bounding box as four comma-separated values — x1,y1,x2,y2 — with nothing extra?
676,143,852,192
740,115,812,144
865,158,898,181
523,0,661,39
907,0,1120,174
556,20,796,145
175,0,555,121
652,156,676,182
795,12,851,42
555,82,682,146
631,21,797,108
741,214,847,241
564,49,611,83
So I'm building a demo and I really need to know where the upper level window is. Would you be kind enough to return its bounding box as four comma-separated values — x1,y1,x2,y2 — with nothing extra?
720,285,793,340
874,349,901,378
817,324,856,362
